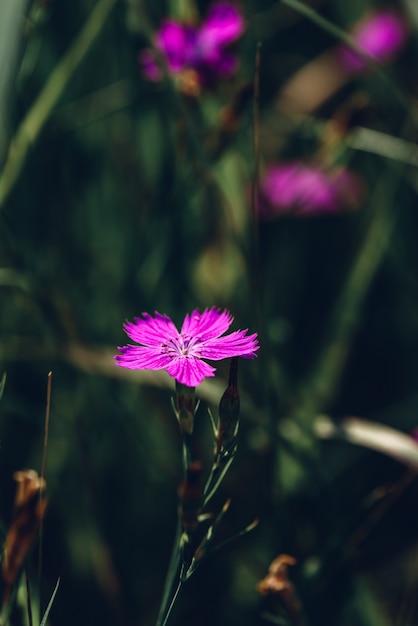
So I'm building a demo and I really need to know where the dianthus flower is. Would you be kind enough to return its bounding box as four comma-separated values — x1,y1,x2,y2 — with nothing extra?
115,308,258,387
337,11,407,74
139,2,245,92
258,162,363,218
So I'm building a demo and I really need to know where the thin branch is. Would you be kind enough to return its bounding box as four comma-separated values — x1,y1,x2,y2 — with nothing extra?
38,371,52,618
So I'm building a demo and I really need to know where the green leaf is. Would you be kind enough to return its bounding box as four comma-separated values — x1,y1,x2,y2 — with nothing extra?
0,373,6,401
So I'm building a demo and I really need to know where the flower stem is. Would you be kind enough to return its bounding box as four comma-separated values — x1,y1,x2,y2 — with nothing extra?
156,579,182,626
155,522,184,626
155,384,197,626
202,448,235,507
181,437,191,475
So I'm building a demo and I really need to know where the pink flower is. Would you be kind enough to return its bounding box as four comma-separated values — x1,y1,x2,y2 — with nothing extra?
115,308,258,387
258,162,363,218
140,2,244,89
337,11,407,74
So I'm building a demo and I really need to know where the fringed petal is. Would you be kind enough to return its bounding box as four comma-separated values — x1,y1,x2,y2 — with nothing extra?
123,312,179,346
166,356,216,387
114,345,172,370
180,308,233,341
199,330,259,360
199,2,245,49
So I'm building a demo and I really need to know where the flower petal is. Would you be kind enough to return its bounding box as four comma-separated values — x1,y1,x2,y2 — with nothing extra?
337,11,407,74
156,21,196,72
199,330,259,360
199,2,245,49
123,312,179,347
166,356,216,387
258,162,363,218
180,308,233,341
114,345,172,370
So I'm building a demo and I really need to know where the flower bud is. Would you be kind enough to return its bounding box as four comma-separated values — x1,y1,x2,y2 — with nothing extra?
178,462,204,533
2,470,47,605
175,382,196,435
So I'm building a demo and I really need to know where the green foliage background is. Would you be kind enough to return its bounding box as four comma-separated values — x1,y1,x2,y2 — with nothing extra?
1,0,418,625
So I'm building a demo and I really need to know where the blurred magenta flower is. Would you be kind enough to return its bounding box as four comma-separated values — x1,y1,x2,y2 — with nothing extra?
139,2,245,91
337,11,407,74
115,308,258,387
258,162,363,218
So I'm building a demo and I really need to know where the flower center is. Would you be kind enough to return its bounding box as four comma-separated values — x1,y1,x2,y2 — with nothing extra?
161,335,198,359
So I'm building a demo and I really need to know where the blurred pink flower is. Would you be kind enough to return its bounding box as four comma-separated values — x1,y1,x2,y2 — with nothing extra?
139,2,244,89
258,162,363,218
115,308,258,387
337,11,407,74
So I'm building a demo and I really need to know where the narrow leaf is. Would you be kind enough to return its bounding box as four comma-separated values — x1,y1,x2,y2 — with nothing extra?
40,577,60,626
315,415,418,469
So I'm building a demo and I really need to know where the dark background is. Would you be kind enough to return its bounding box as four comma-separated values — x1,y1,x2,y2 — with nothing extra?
1,1,418,625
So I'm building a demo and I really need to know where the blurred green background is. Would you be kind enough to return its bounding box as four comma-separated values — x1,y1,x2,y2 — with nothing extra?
1,0,418,625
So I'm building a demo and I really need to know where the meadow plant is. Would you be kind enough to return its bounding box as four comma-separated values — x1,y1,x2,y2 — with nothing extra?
139,1,245,94
0,377,50,626
116,309,259,625
257,162,363,218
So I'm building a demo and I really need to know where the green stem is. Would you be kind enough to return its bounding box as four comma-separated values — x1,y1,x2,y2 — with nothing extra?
155,383,196,626
202,451,235,508
0,0,118,209
155,522,184,626
156,579,182,626
181,436,191,475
